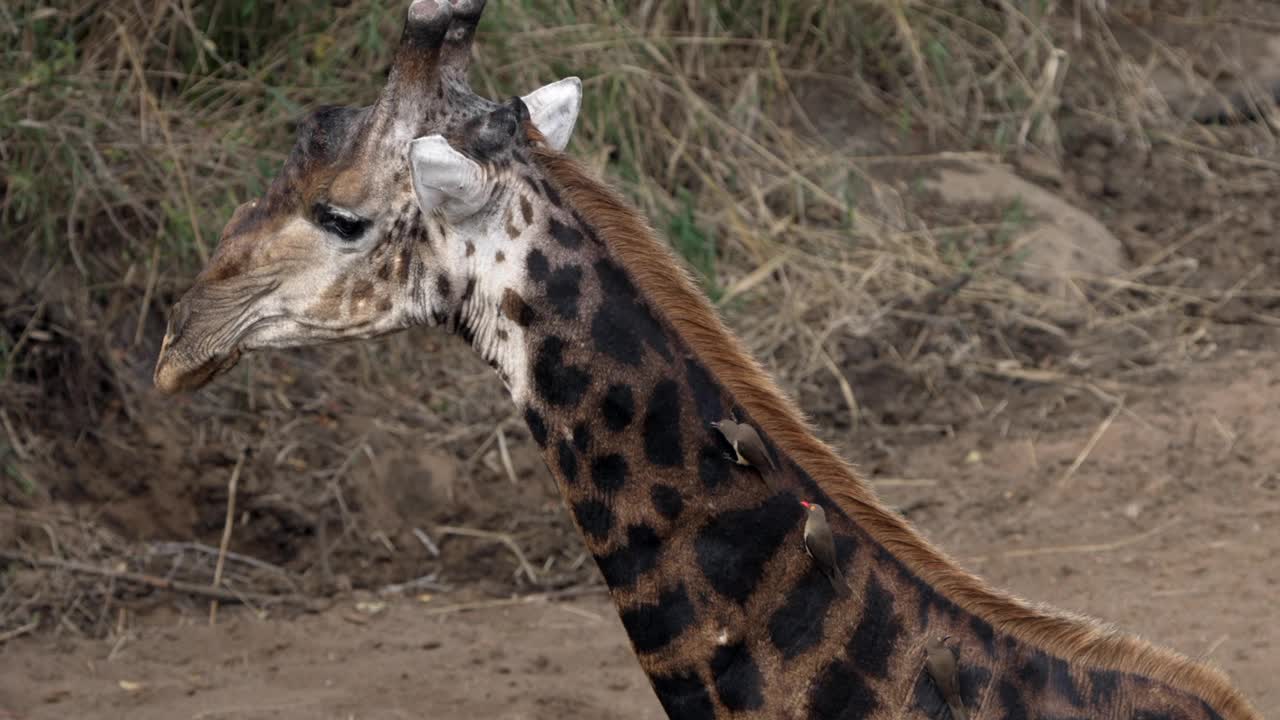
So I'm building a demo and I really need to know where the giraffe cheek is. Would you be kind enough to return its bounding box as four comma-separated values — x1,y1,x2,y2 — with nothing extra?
349,279,376,315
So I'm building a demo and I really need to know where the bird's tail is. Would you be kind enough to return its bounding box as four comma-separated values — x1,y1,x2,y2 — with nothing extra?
829,571,852,598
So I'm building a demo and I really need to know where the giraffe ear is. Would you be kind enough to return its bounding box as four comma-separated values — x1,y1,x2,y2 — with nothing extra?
408,135,488,217
521,77,582,152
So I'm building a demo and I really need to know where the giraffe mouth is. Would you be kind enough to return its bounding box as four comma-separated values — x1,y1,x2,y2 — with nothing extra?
154,346,243,394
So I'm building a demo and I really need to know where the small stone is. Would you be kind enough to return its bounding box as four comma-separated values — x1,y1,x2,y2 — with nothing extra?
354,600,386,615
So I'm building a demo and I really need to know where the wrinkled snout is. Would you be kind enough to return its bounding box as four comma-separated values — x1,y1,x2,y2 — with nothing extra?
165,299,193,345
152,295,243,394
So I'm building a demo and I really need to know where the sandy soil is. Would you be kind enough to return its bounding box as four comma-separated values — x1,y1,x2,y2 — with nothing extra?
3,348,1276,719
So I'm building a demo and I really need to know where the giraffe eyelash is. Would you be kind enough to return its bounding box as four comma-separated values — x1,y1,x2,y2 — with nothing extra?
313,203,369,241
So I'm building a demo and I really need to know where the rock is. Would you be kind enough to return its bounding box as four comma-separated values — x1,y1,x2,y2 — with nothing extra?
921,160,1126,297
1079,173,1105,197
1146,29,1280,124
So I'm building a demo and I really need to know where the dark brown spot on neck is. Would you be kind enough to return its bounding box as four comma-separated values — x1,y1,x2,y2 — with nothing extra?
501,287,538,327
519,194,534,225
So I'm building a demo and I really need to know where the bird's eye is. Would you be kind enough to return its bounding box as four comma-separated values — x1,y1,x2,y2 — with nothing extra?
314,203,368,241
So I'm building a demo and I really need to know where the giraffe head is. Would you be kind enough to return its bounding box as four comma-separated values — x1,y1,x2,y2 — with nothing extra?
153,0,581,393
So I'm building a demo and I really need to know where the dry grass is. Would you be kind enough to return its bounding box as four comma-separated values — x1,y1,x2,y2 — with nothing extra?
2,0,1278,637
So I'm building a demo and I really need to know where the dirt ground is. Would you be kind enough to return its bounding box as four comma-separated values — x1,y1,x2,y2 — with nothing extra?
2,348,1277,719
4,2,1280,719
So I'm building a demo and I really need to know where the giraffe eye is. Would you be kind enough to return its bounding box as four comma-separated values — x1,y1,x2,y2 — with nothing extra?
314,203,368,241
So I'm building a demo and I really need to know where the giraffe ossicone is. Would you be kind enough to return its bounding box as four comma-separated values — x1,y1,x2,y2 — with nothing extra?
151,2,1261,719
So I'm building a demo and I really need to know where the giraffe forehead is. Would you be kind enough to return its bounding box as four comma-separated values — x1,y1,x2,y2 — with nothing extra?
244,95,510,229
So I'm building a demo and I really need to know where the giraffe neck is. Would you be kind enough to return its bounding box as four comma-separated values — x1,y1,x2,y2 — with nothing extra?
442,150,1255,720
435,162,892,716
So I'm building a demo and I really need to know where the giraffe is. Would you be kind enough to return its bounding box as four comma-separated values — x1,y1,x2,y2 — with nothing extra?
152,2,1262,719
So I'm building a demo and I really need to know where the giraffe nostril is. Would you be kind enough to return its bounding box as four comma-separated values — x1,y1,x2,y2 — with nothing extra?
167,300,193,341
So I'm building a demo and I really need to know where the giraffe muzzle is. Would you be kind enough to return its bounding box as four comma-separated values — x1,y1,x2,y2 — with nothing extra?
153,299,244,394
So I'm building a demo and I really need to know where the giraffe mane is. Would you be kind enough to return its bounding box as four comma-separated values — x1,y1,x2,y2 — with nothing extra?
529,143,1260,720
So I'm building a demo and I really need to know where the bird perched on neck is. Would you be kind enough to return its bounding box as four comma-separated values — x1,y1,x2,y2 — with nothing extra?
711,417,777,490
800,500,850,597
924,636,967,720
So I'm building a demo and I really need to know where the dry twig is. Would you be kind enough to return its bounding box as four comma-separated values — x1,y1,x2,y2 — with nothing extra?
967,519,1178,563
1056,400,1125,493
0,551,301,606
435,525,542,586
420,586,607,617
0,616,40,644
209,448,247,625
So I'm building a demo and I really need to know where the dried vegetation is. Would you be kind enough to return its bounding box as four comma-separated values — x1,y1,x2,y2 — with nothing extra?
1,0,1277,639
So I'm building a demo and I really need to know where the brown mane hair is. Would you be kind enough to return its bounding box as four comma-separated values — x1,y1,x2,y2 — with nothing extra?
529,143,1258,720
